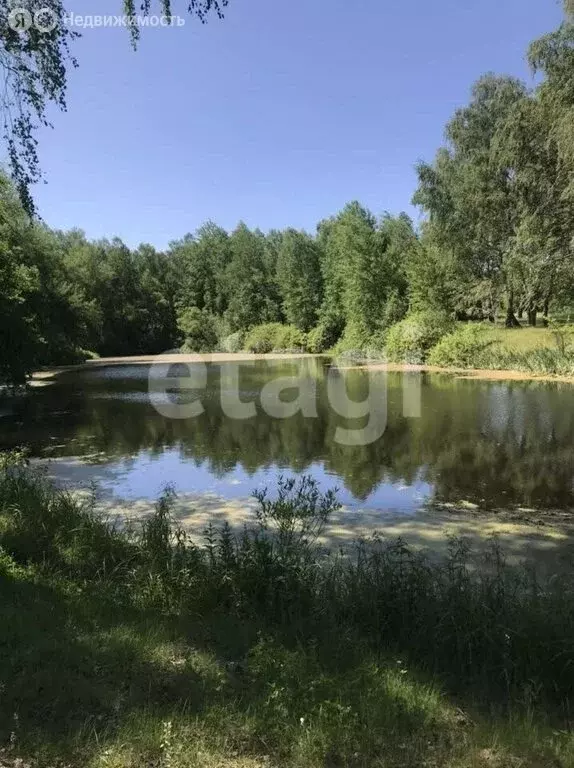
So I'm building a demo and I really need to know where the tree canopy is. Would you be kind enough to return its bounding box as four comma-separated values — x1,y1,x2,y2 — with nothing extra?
411,3,574,326
2,3,574,384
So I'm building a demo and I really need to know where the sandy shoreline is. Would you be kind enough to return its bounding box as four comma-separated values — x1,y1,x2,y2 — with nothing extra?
29,352,325,385
30,352,574,386
344,361,574,383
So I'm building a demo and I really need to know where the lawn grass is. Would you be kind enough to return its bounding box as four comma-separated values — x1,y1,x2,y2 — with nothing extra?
484,325,560,353
426,321,574,376
1,456,574,767
485,324,574,376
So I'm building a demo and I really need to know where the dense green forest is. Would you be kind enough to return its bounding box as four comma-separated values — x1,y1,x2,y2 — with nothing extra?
2,7,574,385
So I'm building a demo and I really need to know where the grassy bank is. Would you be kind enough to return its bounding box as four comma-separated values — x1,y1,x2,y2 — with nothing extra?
1,455,574,766
426,323,574,377
33,322,572,385
365,315,574,378
212,320,574,380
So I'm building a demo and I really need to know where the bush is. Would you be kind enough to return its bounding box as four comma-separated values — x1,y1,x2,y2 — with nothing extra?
244,323,282,353
245,323,307,353
0,452,134,579
212,314,232,345
306,325,329,353
275,324,307,351
385,311,454,363
177,307,218,353
220,330,246,353
428,324,498,368
80,348,100,361
307,317,344,353
334,323,372,356
364,328,388,356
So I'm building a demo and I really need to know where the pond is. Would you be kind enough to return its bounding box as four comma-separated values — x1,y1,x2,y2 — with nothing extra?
2,357,574,515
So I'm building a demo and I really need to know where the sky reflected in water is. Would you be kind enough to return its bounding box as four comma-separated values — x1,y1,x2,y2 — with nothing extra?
3,358,574,511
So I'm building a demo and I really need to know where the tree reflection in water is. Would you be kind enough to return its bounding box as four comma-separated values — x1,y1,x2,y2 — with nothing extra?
2,358,574,509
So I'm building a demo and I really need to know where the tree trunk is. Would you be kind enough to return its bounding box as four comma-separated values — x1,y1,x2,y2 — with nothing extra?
542,297,550,327
505,289,521,328
527,308,537,327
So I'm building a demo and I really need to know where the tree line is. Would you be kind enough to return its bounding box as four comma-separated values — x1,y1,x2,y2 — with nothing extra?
2,5,574,384
0,172,420,384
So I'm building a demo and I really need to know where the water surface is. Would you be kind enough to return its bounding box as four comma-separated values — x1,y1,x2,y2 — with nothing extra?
2,358,574,512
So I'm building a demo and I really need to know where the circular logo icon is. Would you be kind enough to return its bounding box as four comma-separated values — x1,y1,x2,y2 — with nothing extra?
7,7,33,31
33,7,57,32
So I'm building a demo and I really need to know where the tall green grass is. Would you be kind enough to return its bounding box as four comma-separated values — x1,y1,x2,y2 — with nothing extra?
426,322,574,376
495,345,574,376
484,324,574,375
1,454,574,766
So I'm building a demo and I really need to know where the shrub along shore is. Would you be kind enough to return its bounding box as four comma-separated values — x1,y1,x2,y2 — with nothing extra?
27,317,574,387
1,453,574,767
227,317,574,380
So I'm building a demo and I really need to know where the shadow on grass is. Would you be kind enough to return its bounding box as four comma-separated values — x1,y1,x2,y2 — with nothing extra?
0,566,204,745
0,563,468,768
1,464,573,767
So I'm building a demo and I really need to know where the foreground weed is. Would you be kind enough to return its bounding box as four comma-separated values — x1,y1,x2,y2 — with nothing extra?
1,456,574,766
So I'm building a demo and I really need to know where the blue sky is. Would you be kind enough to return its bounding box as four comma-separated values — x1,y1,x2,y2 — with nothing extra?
31,0,563,248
